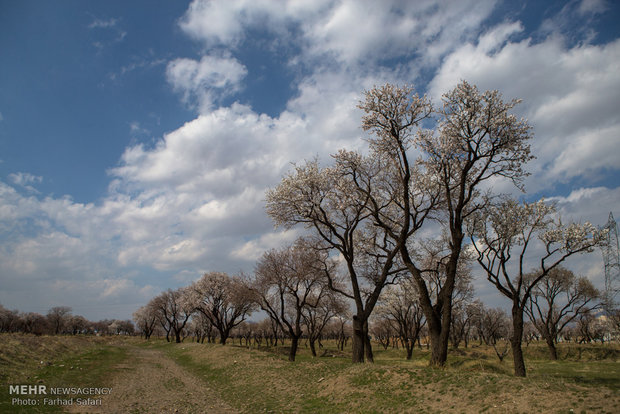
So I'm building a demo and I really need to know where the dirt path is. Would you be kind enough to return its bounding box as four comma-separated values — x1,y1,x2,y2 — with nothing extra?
66,345,237,414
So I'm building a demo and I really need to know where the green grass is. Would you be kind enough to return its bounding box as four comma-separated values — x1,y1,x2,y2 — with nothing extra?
0,334,129,413
155,339,620,414
2,335,619,413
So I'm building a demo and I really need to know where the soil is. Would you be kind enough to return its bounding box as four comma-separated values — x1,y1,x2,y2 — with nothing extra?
66,345,237,414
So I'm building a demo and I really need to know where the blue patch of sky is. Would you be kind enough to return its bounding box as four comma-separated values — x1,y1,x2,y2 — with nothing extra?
487,0,620,46
0,1,196,204
230,27,301,118
527,170,620,203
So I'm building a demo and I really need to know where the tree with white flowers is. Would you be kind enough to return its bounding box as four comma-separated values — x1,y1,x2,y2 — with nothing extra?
191,271,255,345
250,238,331,361
150,288,194,343
266,159,407,363
525,266,600,360
133,304,158,340
268,81,535,367
375,278,426,360
351,81,533,367
470,198,606,376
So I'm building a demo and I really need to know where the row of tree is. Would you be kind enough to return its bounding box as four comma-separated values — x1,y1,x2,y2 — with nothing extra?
132,254,347,362
0,304,134,336
372,268,605,362
133,238,608,367
264,81,608,377
137,81,610,377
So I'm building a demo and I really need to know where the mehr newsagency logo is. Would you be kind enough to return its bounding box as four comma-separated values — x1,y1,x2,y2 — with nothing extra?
9,384,112,407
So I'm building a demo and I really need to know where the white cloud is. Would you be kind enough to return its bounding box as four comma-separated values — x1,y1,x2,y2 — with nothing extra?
549,125,620,180
547,186,620,226
99,278,134,299
9,172,42,189
578,0,609,15
3,0,619,320
178,0,328,47
88,18,118,29
166,54,247,112
230,229,299,262
429,29,620,192
178,0,498,68
87,16,126,47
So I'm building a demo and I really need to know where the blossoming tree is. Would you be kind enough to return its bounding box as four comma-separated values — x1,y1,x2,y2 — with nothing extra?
470,198,606,376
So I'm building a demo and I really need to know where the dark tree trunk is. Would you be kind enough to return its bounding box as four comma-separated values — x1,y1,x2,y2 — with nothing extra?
352,316,365,363
511,304,527,377
289,336,299,362
406,341,414,360
364,320,374,363
429,327,448,366
545,336,558,360
309,339,317,357
364,336,374,362
427,308,450,367
219,330,229,345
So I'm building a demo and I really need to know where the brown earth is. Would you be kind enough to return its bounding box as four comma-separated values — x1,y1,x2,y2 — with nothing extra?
65,345,237,414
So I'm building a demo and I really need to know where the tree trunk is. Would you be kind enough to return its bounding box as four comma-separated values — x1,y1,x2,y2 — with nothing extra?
511,304,527,377
427,309,449,367
289,336,299,362
219,330,229,345
406,341,413,360
352,316,365,363
364,336,374,362
309,339,317,357
363,320,374,362
545,336,558,360
429,327,447,366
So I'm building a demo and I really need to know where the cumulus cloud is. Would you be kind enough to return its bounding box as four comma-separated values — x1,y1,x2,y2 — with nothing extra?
178,0,328,47
231,229,299,262
178,0,498,68
166,54,247,112
547,186,620,225
428,27,620,192
2,0,618,318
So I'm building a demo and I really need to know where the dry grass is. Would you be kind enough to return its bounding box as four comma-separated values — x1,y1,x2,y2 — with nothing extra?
161,339,620,414
0,334,112,383
0,334,130,413
2,334,619,413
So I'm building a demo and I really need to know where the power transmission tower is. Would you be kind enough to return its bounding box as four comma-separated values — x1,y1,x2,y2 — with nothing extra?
602,212,620,311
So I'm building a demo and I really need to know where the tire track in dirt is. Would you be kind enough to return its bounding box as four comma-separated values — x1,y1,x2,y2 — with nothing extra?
66,345,237,414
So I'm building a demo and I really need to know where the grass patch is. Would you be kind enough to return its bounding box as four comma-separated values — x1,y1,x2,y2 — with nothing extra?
0,334,130,413
158,339,620,413
2,334,619,413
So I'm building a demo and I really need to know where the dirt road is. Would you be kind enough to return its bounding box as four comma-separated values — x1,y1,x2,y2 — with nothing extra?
66,345,237,414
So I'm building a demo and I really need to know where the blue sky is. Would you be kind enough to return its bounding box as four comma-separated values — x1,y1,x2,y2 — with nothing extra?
1,0,619,320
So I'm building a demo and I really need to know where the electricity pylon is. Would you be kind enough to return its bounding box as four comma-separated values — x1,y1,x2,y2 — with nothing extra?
602,212,620,311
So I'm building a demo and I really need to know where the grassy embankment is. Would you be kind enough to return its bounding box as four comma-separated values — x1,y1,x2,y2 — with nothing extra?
1,333,619,413
0,334,130,413
154,338,620,414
